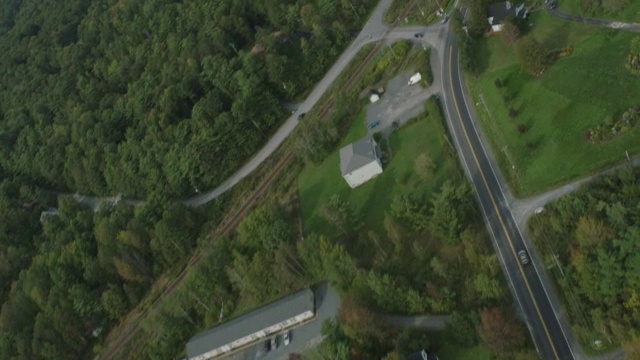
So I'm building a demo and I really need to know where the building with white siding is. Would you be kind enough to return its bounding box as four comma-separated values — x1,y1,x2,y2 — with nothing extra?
186,288,315,360
340,137,383,189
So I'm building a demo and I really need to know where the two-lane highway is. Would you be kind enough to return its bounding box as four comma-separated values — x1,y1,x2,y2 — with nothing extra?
441,29,574,360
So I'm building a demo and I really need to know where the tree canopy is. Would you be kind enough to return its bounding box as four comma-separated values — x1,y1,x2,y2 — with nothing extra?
0,0,374,198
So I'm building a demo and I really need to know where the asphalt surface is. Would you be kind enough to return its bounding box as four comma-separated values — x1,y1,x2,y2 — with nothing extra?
220,283,340,360
66,3,640,358
441,28,574,360
181,0,397,207
511,155,640,228
549,8,640,33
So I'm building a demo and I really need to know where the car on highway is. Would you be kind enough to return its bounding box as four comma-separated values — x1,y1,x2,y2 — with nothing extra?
367,121,380,130
283,330,291,346
518,250,530,265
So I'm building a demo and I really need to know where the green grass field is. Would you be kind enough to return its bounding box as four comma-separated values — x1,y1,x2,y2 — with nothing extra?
298,100,459,235
469,12,640,196
558,0,640,23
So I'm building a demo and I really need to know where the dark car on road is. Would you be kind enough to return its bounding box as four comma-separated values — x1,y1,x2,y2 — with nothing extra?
297,113,306,121
414,32,424,38
518,250,530,265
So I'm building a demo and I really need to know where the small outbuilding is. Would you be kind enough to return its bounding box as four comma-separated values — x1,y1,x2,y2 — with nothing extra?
340,137,383,189
487,1,528,32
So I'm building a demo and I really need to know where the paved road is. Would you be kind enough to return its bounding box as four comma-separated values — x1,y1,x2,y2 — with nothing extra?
386,315,450,331
181,0,396,207
221,283,340,360
69,1,451,211
549,7,640,33
441,26,575,360
511,156,640,228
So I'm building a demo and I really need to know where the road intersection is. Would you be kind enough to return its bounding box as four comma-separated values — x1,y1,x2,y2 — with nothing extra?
84,2,640,358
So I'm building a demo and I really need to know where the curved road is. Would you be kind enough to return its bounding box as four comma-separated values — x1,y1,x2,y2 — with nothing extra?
440,25,575,359
74,2,639,358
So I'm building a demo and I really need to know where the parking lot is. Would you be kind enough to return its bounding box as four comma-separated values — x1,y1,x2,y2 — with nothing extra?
220,283,340,360
365,44,441,138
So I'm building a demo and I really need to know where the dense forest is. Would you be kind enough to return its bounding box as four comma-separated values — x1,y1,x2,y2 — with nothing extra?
0,0,374,198
0,196,211,359
107,100,536,359
529,166,640,353
0,0,377,358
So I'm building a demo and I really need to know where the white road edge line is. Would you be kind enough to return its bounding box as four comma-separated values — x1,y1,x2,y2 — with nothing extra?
455,51,575,359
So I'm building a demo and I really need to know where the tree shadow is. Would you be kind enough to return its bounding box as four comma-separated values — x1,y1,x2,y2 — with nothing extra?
475,37,491,75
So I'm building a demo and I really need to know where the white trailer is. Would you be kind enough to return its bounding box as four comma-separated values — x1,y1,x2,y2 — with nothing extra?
408,72,422,86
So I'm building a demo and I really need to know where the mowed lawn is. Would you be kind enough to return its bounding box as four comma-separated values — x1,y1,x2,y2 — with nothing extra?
298,101,458,235
558,0,640,23
470,13,640,196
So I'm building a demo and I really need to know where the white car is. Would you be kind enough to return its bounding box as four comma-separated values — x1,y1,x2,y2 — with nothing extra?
283,331,291,346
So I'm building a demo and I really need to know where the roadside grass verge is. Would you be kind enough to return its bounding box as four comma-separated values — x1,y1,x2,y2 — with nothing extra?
385,0,452,26
558,0,640,23
298,98,459,236
468,12,640,197
439,344,492,360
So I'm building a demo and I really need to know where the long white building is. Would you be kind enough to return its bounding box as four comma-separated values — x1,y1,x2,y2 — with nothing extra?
186,288,315,360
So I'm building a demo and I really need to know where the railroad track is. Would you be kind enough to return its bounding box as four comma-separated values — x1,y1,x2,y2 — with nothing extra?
99,2,418,358
315,0,417,119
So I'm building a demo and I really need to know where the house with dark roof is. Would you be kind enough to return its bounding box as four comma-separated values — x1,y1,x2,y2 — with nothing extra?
186,288,315,360
339,137,383,189
487,1,528,32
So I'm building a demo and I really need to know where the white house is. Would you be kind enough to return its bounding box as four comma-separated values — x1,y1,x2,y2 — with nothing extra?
339,137,383,189
487,1,528,32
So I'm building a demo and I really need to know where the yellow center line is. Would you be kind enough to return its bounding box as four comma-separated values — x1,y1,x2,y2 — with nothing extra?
447,46,560,360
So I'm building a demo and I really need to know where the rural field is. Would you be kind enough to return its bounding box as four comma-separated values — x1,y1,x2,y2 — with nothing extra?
469,12,640,196
298,99,460,236
557,0,640,23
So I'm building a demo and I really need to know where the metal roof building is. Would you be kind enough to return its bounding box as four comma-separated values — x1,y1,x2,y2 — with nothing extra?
186,288,315,360
340,137,383,189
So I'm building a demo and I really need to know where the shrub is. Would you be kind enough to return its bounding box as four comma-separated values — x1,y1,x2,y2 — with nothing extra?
517,123,528,134
508,107,518,119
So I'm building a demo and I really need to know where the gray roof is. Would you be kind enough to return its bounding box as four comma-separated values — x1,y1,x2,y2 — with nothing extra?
487,1,527,24
339,137,379,175
186,288,314,359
